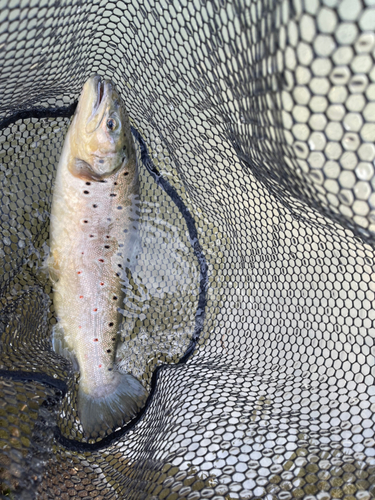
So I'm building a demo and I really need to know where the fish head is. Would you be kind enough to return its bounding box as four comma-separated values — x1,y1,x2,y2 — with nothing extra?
70,75,133,180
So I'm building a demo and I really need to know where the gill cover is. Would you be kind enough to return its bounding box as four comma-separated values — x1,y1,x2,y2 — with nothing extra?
69,75,134,179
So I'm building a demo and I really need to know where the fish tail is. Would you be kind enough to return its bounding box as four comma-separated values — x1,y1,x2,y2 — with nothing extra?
77,372,147,436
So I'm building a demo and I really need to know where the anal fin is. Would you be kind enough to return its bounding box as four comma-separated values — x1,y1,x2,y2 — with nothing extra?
51,324,79,372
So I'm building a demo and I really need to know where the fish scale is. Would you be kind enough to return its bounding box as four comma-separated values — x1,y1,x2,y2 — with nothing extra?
62,173,135,392
49,75,147,436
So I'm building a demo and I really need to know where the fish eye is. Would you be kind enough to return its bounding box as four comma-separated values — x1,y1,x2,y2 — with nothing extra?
106,118,117,131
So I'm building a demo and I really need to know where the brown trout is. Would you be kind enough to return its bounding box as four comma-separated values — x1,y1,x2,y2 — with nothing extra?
49,75,147,435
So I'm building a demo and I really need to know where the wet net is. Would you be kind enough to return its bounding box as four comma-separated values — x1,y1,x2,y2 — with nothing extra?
0,0,375,498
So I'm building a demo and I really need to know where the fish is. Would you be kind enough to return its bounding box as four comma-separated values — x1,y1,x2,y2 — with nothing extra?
49,75,147,436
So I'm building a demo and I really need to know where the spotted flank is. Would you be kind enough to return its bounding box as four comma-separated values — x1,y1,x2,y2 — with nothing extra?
49,75,147,436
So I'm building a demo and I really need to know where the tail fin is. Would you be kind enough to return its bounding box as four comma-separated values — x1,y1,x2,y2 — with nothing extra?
77,372,147,436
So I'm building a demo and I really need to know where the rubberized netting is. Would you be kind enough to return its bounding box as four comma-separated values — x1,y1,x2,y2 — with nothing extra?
0,0,375,499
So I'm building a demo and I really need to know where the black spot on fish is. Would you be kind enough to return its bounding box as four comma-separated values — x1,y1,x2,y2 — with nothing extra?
84,190,89,194
109,322,114,327
104,245,110,249
99,159,104,164
107,349,111,353
113,296,117,300
110,193,117,197
124,229,128,233
124,172,128,176
86,182,91,185
93,204,97,208
118,264,122,268
89,234,94,238
117,206,123,210
114,182,118,186
83,220,88,223
116,273,120,277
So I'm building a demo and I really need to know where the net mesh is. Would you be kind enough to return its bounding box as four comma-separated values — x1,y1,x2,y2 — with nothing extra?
0,0,375,498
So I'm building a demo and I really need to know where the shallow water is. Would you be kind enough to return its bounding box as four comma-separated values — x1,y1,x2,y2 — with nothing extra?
116,201,200,382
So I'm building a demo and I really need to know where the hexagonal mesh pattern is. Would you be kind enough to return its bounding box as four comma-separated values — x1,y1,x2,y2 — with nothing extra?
0,0,375,499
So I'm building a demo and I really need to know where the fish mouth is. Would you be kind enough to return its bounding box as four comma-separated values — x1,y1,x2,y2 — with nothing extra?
85,76,113,134
95,77,113,111
96,77,105,110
